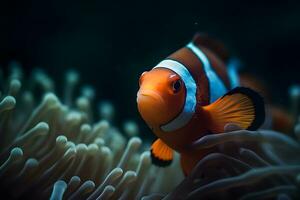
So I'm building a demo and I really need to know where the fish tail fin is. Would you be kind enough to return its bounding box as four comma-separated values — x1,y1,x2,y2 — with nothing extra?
204,87,265,133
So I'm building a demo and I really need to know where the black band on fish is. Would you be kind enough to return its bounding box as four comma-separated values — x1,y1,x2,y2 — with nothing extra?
150,139,174,167
150,149,173,167
203,86,265,133
225,87,265,130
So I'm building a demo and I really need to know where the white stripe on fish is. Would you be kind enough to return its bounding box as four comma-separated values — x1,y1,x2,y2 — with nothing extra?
153,59,197,132
187,42,227,103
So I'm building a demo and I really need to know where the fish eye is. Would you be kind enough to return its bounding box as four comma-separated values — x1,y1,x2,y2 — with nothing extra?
172,79,182,93
139,71,148,86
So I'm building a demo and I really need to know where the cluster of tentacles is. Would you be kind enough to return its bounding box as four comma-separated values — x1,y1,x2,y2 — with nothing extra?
160,88,300,200
0,63,183,200
1,62,300,200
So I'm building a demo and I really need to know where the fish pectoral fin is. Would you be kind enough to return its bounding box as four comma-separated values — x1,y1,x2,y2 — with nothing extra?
150,139,174,167
204,87,265,132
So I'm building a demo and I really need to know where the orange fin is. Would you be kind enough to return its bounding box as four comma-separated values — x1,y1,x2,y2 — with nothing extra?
192,32,229,62
203,87,265,133
150,139,173,167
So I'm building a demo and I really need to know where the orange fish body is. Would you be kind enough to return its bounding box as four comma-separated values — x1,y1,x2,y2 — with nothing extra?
137,33,265,175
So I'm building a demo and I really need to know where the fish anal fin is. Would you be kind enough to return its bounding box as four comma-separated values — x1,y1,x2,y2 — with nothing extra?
150,139,173,167
203,87,265,133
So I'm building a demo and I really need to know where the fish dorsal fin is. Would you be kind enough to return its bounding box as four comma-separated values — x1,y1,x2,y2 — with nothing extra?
203,87,265,133
192,32,229,62
150,139,173,167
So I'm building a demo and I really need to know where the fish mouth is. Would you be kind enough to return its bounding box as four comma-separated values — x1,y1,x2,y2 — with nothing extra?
137,90,165,105
137,89,167,125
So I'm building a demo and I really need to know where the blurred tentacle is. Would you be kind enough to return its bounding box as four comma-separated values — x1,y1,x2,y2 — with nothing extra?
87,168,123,200
96,185,115,200
192,129,300,152
68,180,95,200
239,185,298,200
188,166,300,199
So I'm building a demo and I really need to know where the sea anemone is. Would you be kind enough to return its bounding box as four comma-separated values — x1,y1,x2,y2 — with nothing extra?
0,62,183,199
163,87,300,200
0,62,299,199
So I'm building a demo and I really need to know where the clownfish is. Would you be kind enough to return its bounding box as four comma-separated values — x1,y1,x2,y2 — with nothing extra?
136,33,265,176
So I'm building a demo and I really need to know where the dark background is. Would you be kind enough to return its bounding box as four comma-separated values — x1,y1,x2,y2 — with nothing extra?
0,0,300,136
